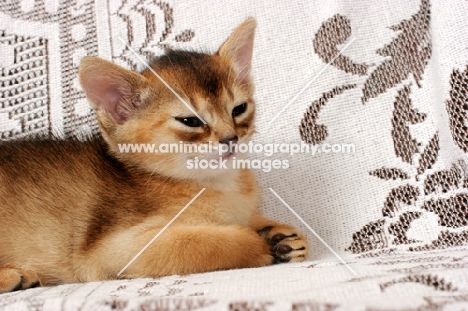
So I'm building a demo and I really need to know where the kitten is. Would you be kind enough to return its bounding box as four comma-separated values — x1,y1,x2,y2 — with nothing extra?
0,19,308,293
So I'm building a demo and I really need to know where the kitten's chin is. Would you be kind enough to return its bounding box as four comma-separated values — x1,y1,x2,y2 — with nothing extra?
184,154,240,182
142,153,242,183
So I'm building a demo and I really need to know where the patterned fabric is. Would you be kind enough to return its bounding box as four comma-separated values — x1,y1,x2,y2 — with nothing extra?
1,0,468,309
1,247,468,310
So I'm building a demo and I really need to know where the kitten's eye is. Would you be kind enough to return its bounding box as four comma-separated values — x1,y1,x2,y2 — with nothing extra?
176,117,204,127
232,103,247,117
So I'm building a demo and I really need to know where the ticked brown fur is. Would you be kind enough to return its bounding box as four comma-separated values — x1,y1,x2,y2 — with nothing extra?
0,19,307,293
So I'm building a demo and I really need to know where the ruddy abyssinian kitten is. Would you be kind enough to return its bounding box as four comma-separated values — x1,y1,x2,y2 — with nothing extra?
0,19,307,293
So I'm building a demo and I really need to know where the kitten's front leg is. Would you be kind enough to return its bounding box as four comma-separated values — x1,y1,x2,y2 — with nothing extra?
249,214,308,263
83,225,274,280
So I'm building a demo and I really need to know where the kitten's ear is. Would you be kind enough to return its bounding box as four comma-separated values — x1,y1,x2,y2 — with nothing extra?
217,18,256,83
79,56,147,124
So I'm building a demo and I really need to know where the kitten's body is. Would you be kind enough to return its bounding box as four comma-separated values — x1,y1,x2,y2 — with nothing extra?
0,139,261,284
0,19,307,292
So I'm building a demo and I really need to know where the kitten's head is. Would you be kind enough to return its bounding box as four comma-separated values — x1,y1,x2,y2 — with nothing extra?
79,19,257,181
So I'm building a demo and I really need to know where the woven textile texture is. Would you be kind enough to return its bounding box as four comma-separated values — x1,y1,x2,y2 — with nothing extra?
1,0,468,309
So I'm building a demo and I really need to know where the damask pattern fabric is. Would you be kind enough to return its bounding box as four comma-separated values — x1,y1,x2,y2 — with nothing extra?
1,0,468,309
1,247,468,310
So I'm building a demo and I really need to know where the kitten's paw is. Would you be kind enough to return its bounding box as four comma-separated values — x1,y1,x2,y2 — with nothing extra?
257,225,308,263
0,266,40,293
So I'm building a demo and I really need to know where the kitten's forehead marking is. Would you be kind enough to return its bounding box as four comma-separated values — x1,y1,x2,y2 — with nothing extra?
225,86,235,102
151,50,234,122
117,37,207,125
195,87,234,123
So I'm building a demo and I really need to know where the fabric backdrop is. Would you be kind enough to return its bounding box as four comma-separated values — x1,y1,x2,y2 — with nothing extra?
1,0,468,310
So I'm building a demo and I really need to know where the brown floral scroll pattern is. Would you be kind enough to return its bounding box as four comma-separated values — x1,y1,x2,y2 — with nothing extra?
379,274,457,292
423,164,461,195
388,211,422,245
101,298,217,311
313,0,431,103
410,230,468,251
369,167,410,181
299,84,356,144
113,1,195,71
292,301,339,311
446,66,468,153
417,132,440,176
361,0,431,103
348,81,468,254
422,194,468,228
348,88,468,254
382,183,420,218
229,301,273,311
301,0,431,146
303,0,468,254
391,84,427,164
313,14,368,76
346,84,436,254
346,220,387,254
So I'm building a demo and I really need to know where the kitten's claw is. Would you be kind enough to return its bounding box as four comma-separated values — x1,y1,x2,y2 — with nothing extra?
257,226,308,263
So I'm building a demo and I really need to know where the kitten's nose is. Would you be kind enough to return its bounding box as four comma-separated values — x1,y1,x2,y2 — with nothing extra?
219,135,238,145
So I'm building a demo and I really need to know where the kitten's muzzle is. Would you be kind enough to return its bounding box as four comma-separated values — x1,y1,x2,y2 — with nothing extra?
218,135,238,158
219,135,238,145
